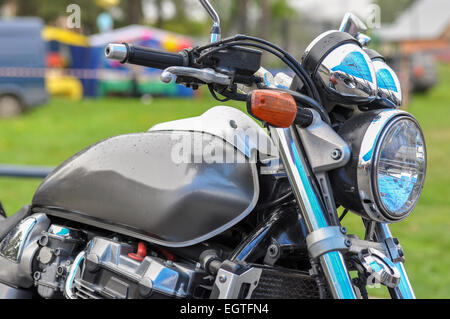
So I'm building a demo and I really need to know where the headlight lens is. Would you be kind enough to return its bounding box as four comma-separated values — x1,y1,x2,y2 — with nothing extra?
330,110,427,223
374,117,426,218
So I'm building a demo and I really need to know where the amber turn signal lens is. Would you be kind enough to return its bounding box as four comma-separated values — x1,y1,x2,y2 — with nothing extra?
247,90,297,128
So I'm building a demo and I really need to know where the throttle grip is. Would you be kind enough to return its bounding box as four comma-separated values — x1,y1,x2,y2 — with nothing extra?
105,43,188,70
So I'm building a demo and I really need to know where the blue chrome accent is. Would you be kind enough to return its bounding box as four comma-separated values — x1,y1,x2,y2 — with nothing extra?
376,223,416,299
210,33,219,43
210,22,220,43
56,228,70,236
17,218,37,262
376,68,398,92
284,129,355,298
263,73,271,86
331,51,373,82
290,139,327,229
370,260,383,273
362,125,383,162
65,251,85,298
322,252,357,299
394,262,415,299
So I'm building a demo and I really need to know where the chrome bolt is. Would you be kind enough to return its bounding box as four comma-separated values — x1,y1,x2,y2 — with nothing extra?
268,244,279,258
331,149,342,160
219,275,227,283
345,239,352,247
340,226,347,234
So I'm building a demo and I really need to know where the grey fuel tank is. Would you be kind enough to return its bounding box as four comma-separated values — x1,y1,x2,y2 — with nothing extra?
32,106,279,247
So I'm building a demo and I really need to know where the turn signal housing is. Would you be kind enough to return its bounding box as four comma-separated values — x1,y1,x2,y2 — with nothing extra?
247,90,297,128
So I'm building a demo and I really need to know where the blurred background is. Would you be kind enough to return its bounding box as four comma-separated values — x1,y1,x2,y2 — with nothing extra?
0,0,448,298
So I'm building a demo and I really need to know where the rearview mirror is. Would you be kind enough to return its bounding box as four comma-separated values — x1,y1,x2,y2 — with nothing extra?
339,12,371,47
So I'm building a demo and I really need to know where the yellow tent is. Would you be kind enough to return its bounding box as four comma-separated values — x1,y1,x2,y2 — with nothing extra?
42,26,89,47
42,26,88,100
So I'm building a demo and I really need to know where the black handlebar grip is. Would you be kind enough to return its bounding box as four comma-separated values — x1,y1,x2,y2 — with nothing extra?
105,43,188,69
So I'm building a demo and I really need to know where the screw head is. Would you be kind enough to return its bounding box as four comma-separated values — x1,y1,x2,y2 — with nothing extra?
331,149,342,160
268,244,279,258
345,239,352,247
56,266,65,276
38,235,49,247
219,275,227,283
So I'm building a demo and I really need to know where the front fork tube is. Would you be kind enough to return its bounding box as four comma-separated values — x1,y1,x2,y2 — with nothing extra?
375,223,416,299
271,126,356,299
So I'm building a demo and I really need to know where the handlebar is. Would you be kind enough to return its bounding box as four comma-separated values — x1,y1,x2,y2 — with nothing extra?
105,43,188,70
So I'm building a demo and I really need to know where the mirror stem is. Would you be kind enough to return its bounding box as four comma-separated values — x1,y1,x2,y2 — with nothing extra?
199,0,221,42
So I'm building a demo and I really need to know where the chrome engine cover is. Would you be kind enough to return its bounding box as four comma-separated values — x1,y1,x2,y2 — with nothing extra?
0,213,50,288
65,237,209,299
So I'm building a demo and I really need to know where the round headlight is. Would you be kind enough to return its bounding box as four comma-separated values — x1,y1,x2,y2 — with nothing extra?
373,116,426,219
303,31,378,105
330,109,426,223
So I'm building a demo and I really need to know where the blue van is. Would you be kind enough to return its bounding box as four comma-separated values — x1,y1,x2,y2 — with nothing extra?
0,18,48,117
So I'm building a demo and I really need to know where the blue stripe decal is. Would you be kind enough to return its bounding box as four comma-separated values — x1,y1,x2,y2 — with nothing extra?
288,134,355,298
395,262,415,299
323,252,356,299
290,139,327,229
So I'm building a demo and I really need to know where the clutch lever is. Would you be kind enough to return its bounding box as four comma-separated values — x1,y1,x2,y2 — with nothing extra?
160,66,231,86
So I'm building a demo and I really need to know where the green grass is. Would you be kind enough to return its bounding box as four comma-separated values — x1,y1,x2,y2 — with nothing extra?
1,65,449,298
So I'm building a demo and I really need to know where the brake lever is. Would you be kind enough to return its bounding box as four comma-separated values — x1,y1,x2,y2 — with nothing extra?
160,66,231,86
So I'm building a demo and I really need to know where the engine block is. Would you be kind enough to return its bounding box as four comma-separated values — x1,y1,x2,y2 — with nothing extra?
65,237,210,299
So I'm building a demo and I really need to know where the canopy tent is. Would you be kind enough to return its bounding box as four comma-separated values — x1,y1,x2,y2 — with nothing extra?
42,26,94,99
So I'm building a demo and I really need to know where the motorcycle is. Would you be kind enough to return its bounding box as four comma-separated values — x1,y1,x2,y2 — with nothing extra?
0,0,426,299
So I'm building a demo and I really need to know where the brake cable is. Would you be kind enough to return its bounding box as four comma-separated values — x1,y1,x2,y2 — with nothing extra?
197,35,322,104
197,41,316,100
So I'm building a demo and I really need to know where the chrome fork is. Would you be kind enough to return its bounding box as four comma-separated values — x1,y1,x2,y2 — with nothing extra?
270,126,356,299
375,223,416,299
270,125,416,299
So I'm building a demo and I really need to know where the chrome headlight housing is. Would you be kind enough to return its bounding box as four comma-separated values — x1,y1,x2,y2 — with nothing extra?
330,109,426,223
365,49,402,108
303,31,378,105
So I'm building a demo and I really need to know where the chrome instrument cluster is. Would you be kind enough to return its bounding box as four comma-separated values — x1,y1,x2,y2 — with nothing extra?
302,30,403,109
364,48,402,107
303,31,378,105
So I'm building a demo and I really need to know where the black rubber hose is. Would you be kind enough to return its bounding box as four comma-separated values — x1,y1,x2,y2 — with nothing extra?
197,41,315,99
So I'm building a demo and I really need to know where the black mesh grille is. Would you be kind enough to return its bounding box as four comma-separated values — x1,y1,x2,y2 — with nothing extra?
251,267,321,299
